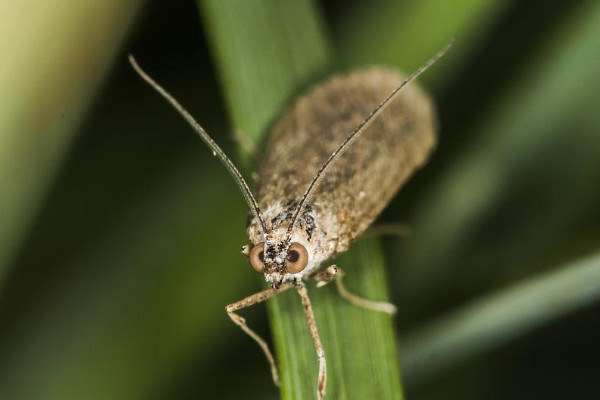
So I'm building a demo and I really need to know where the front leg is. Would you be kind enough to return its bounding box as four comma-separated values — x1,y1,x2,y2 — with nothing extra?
296,283,327,400
226,283,292,386
312,265,397,315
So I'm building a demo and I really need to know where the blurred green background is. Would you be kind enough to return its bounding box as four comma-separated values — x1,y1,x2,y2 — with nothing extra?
1,0,600,399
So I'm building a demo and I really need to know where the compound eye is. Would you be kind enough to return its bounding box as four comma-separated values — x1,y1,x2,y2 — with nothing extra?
249,242,265,273
286,242,309,274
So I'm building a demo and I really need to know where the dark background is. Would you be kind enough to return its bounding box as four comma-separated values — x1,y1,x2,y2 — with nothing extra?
1,0,599,399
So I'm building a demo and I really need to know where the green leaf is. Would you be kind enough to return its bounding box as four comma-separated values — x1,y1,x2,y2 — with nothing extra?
0,0,144,287
0,155,253,400
334,0,511,87
399,0,600,313
200,0,331,143
402,251,600,383
198,0,404,398
272,239,402,399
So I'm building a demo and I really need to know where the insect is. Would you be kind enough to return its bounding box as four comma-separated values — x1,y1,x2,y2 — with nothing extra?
129,39,452,399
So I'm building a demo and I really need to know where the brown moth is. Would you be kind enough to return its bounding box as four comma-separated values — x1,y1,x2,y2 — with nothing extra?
129,39,452,400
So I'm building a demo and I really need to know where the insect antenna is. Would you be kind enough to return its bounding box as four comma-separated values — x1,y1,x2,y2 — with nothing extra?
128,55,268,235
286,38,455,235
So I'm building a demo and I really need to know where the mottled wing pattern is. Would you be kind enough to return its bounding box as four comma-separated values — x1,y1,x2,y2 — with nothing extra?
254,68,436,252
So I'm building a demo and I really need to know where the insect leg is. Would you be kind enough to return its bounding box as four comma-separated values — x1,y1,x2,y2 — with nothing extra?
312,265,397,315
296,283,327,400
226,283,293,386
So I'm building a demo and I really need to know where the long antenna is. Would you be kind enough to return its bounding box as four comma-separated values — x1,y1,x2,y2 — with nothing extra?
128,55,268,235
287,38,455,235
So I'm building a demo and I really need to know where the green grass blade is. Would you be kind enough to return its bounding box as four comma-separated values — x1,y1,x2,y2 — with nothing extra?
198,1,404,398
200,0,331,143
0,156,252,400
335,0,511,86
402,251,600,383
273,239,402,399
0,0,144,287
400,0,600,312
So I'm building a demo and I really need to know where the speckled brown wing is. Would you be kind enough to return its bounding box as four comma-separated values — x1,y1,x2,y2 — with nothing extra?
255,67,436,252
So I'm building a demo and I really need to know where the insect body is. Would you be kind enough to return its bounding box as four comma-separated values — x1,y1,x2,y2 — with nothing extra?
249,68,436,288
129,39,452,400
